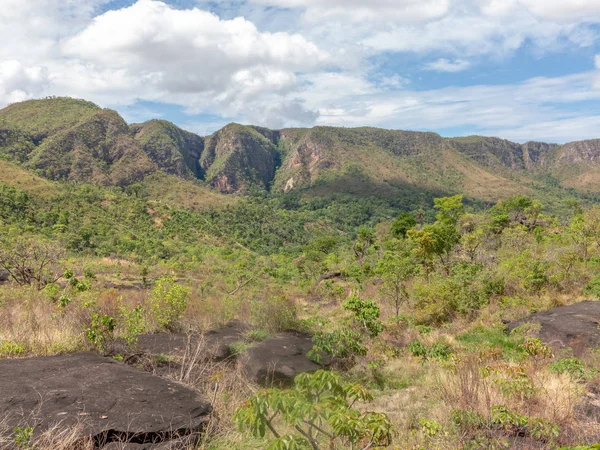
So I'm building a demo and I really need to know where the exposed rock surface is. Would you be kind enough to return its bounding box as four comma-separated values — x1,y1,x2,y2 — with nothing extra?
506,301,600,356
136,321,247,361
240,331,324,386
0,353,211,448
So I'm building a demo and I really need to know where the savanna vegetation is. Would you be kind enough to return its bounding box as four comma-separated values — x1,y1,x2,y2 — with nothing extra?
3,97,600,449
2,171,600,449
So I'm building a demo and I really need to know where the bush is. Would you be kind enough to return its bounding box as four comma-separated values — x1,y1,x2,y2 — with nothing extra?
342,296,383,337
409,339,453,361
584,274,600,299
549,358,596,380
232,370,392,449
149,276,190,331
250,296,298,333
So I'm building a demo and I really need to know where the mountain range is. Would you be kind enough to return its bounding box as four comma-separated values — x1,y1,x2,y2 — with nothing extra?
1,97,600,204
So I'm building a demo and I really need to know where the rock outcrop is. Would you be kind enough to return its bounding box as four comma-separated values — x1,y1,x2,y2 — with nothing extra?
0,352,211,448
506,301,600,356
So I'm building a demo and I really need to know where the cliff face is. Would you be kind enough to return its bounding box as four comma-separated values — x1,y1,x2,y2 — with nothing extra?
201,124,280,193
4,97,600,198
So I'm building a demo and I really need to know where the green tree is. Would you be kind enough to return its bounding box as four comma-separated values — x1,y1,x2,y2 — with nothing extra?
342,296,383,337
353,226,375,262
376,248,416,316
434,195,464,225
390,212,416,238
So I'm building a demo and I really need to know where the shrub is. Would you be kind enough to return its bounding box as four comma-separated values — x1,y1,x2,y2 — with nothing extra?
245,329,271,342
250,296,298,333
409,340,453,361
0,341,25,358
118,304,146,348
308,329,367,365
149,276,190,331
232,370,393,450
584,274,600,299
549,358,596,380
342,296,383,337
86,313,115,353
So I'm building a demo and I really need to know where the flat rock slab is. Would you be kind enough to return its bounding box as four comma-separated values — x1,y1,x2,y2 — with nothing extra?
240,331,324,386
507,301,600,356
136,322,247,361
0,353,210,447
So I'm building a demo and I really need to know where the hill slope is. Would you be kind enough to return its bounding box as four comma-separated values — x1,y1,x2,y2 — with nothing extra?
3,97,600,205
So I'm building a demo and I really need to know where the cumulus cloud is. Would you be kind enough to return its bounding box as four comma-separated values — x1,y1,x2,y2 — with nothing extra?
56,0,327,119
423,58,471,72
0,60,50,104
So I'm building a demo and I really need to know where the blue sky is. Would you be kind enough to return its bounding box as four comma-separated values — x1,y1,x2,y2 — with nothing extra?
2,0,600,142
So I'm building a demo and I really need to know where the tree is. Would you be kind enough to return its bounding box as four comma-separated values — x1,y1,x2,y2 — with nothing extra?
390,212,416,238
376,249,416,316
434,195,464,225
353,226,375,261
408,223,460,275
0,238,64,289
232,370,392,450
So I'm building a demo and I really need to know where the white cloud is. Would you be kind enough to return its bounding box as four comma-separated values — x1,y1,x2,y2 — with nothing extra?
54,0,327,123
291,70,600,142
423,58,471,72
0,60,50,104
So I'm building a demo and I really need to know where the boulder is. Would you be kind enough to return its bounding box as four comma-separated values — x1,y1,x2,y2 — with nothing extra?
240,331,324,386
506,301,600,356
0,353,211,448
136,321,247,361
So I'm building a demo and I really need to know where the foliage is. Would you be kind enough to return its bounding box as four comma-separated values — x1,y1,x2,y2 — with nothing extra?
308,330,367,365
149,276,190,331
549,358,597,380
409,340,453,361
232,370,393,450
118,304,146,348
342,296,383,337
13,426,33,449
391,212,416,238
86,313,116,354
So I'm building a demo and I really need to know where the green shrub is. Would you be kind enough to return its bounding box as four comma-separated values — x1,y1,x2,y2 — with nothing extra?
245,329,271,342
309,329,367,364
342,296,383,337
149,276,190,331
0,341,25,358
86,313,115,353
549,358,596,380
409,340,453,361
584,274,600,299
118,304,146,348
232,370,392,449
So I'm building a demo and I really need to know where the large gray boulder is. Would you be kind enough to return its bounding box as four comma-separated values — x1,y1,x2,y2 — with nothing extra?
0,353,211,448
506,301,600,356
240,331,325,386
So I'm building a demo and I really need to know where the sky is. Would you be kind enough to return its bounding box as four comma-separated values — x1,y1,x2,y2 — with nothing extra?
2,0,600,142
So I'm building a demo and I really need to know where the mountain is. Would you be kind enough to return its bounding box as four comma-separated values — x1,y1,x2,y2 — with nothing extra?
2,97,600,205
130,119,204,179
